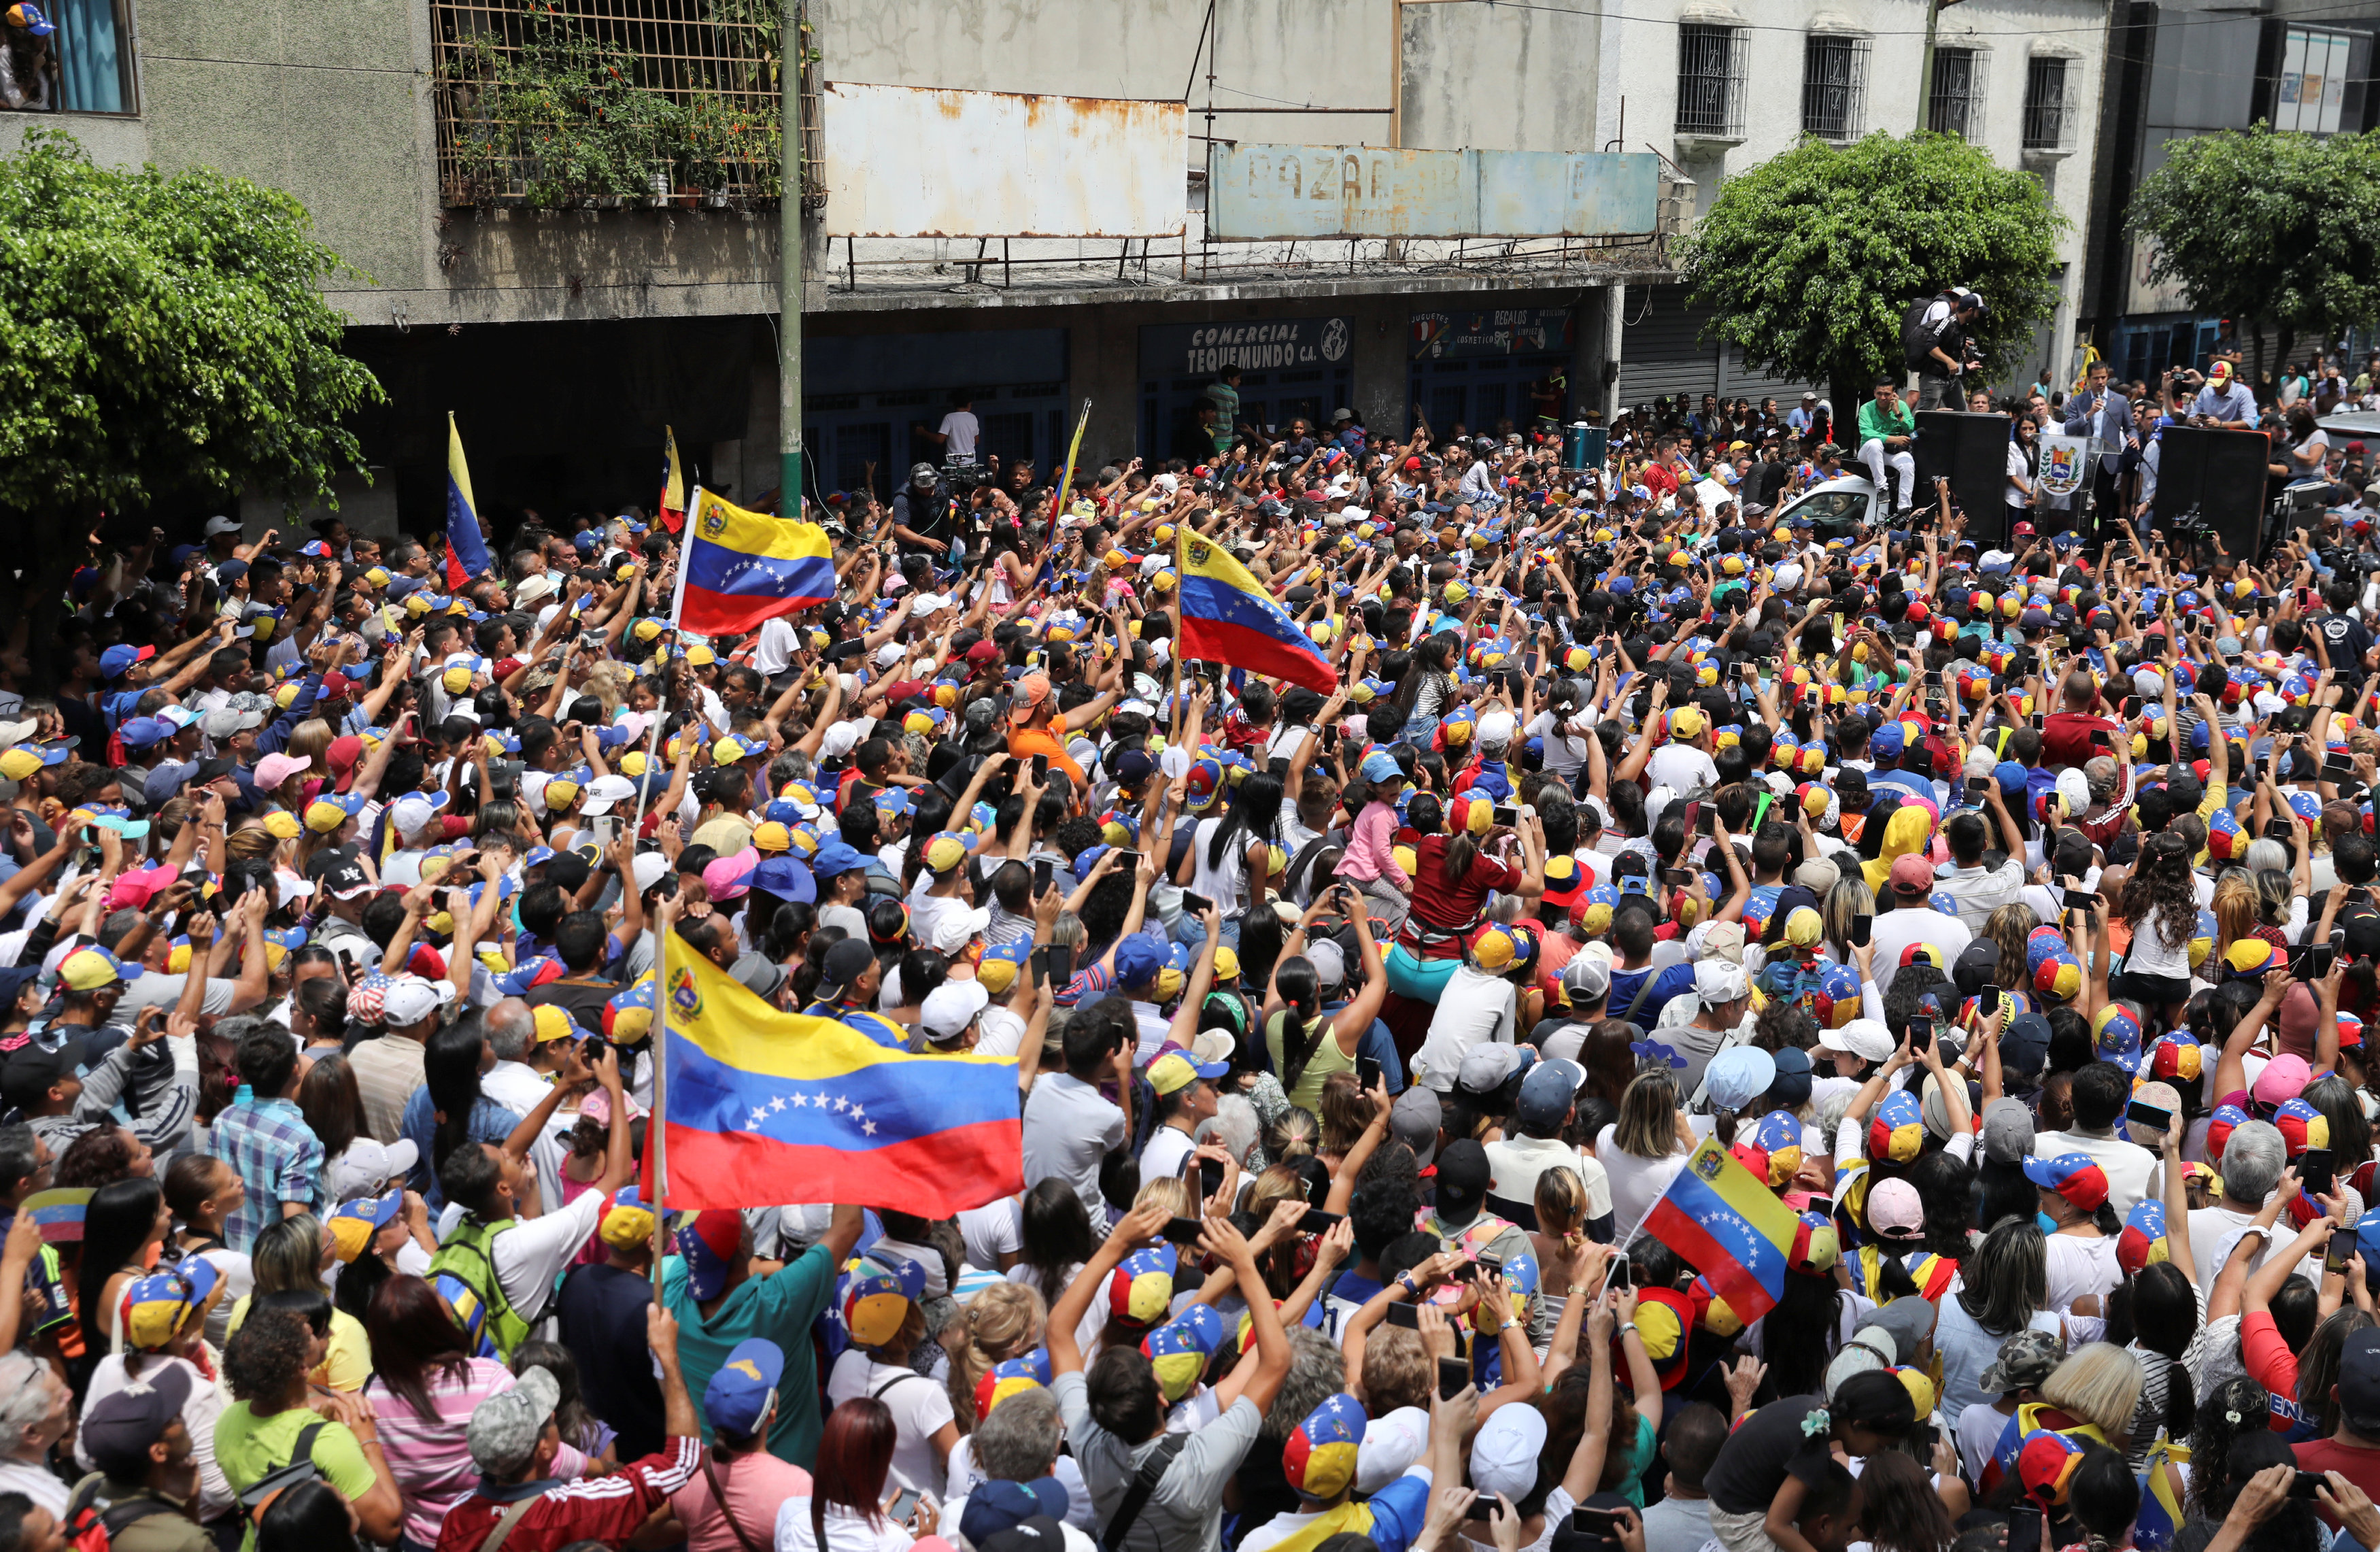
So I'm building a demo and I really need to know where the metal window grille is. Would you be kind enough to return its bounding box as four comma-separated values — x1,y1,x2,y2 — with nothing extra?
1676,24,1745,138
2023,56,2075,150
1927,47,1988,141
430,0,798,208
1801,33,1870,140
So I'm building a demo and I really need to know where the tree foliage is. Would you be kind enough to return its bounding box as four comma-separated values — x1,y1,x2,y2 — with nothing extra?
2126,124,2380,381
0,130,381,524
1676,132,2067,418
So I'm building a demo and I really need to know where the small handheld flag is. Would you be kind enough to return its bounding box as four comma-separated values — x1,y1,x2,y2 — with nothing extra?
674,490,839,637
1637,1136,1800,1325
1176,532,1338,695
445,413,494,583
660,426,687,534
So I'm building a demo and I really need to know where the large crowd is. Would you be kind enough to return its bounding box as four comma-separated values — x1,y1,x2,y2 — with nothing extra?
0,333,2378,1552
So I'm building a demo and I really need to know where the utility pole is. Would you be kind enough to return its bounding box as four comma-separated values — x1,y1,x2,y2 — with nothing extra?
1917,0,1961,133
780,3,804,517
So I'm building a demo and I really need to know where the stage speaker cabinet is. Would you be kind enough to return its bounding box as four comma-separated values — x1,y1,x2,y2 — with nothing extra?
2151,424,2269,560
1913,411,2009,548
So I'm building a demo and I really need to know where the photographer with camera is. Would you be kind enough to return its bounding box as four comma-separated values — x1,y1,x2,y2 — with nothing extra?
890,460,962,564
1905,287,1984,411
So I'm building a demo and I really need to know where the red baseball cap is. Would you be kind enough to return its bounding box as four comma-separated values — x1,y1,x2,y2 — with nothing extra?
1888,853,1936,895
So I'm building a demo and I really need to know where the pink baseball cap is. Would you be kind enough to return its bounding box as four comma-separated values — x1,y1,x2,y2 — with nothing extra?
1867,1178,1925,1241
2254,1053,2313,1109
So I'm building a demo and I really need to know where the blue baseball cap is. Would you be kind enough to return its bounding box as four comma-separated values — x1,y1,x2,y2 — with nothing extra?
704,1338,785,1440
751,856,816,903
117,717,168,750
1114,931,1168,990
961,1480,1072,1549
1360,749,1403,783
811,839,867,879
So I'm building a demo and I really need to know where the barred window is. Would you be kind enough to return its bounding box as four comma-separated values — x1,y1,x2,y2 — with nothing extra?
1801,33,1871,141
2023,56,2077,150
1676,24,1746,139
431,0,789,208
1928,46,1988,141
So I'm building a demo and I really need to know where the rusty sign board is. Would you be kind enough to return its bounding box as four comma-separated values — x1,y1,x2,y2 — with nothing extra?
821,84,1187,239
1205,144,1660,241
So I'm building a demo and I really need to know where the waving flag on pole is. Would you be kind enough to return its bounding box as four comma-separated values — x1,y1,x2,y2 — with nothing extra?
1637,1136,1800,1324
675,488,838,636
650,934,1021,1217
659,426,687,533
1176,530,1337,694
445,413,494,583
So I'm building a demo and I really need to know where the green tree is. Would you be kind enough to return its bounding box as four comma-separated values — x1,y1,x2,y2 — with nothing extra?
2126,124,2380,385
1676,131,2067,439
0,131,380,681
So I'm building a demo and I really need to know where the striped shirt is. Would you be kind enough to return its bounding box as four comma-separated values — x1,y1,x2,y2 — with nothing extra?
211,1095,323,1254
369,1357,588,1548
346,1033,427,1145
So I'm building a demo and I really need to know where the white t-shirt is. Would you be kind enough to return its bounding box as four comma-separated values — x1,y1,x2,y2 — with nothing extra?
958,1198,1021,1272
1411,966,1517,1092
938,411,981,460
1646,743,1719,798
1867,905,1973,994
1141,1126,1198,1190
2042,1230,2122,1315
827,1352,956,1498
777,1500,917,1552
1599,1124,1692,1247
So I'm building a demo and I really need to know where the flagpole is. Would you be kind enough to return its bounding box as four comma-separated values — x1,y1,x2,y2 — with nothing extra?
632,488,698,822
648,916,672,1296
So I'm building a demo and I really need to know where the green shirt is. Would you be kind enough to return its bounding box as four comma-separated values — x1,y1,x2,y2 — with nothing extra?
1856,398,1916,446
660,1242,836,1467
1204,382,1240,454
213,1402,377,1552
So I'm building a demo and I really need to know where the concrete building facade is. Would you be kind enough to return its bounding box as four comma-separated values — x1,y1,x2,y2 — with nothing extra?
3,0,2112,535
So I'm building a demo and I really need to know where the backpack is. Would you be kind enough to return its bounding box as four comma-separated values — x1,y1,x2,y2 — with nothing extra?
63,1474,187,1552
428,1215,531,1360
1901,294,1950,374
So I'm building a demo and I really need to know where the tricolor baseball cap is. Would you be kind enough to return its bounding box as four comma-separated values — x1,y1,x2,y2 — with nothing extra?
675,1208,745,1300
596,1186,656,1253
1142,1304,1226,1402
2118,1199,2170,1276
1282,1394,1365,1500
843,1258,927,1348
2023,1152,2109,1212
324,1190,403,1263
1868,1089,1924,1164
973,1349,1053,1420
115,1260,220,1351
1106,1247,1177,1332
1147,1050,1227,1096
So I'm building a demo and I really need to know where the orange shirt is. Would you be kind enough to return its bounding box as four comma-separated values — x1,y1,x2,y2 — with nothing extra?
1008,724,1085,786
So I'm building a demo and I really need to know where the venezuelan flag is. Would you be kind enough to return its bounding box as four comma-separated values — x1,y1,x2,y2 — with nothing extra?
1176,531,1337,695
674,490,838,637
445,414,494,582
656,937,1022,1217
2133,1438,2188,1551
20,1187,90,1244
659,425,687,534
1637,1136,1798,1324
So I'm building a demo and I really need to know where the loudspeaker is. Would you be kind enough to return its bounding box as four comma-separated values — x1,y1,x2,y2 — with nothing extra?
1914,411,2009,547
2151,425,2269,559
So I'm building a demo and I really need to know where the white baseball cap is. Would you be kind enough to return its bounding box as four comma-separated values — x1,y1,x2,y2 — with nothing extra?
381,976,442,1028
921,980,990,1041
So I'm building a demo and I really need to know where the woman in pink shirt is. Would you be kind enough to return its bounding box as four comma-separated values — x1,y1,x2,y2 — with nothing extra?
364,1274,588,1549
670,1336,815,1552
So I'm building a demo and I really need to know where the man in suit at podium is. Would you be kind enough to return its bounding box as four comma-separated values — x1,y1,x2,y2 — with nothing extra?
2062,361,2137,537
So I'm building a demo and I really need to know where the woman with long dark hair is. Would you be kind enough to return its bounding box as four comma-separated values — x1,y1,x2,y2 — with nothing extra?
2120,830,2207,1021
1382,632,1459,742
778,1396,934,1552
1007,1179,1098,1353
1179,771,1285,941
365,1274,564,1551
407,1017,517,1213
73,1175,167,1391
1259,888,1389,1116
1935,1218,2061,1419
2006,414,2040,531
